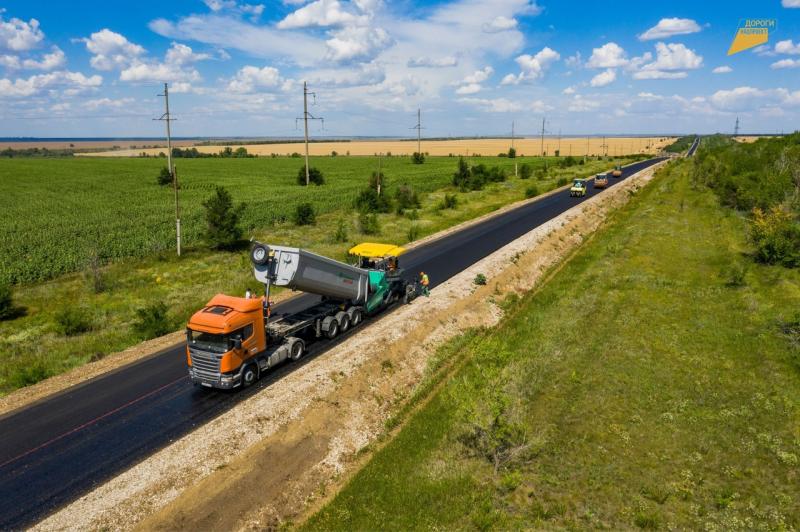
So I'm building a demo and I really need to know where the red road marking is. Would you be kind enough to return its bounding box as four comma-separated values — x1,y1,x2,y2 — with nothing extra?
0,375,187,470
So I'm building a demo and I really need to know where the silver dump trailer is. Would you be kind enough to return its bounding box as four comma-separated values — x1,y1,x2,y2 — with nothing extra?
251,244,370,303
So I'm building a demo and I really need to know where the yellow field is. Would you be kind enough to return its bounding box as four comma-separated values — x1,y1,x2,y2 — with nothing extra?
79,137,675,158
733,136,774,143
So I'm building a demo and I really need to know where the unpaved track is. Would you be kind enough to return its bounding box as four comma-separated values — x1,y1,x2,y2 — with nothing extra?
32,160,667,531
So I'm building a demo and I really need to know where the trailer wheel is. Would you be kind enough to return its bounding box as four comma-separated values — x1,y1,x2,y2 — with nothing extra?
335,311,350,332
349,308,362,326
288,339,304,361
242,363,259,388
326,319,339,339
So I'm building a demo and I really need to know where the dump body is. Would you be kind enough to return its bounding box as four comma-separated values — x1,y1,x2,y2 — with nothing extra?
252,245,370,303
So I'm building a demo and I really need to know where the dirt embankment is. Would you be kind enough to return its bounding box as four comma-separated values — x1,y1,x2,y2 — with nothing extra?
34,162,667,531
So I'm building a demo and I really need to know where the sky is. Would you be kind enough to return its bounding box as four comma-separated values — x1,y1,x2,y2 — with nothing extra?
0,0,799,138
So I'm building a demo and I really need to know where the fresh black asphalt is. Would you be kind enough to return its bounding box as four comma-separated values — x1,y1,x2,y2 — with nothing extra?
0,157,666,529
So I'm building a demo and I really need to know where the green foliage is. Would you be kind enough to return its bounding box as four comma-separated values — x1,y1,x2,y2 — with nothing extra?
368,170,386,191
0,147,73,158
395,184,420,213
333,218,348,242
473,273,487,286
453,156,471,190
359,213,380,235
297,166,325,185
133,301,171,340
157,166,172,186
54,306,93,336
556,177,568,187
412,152,425,164
438,193,458,210
525,185,539,198
750,206,800,266
519,163,532,179
294,202,317,225
507,147,516,159
665,136,697,153
407,223,420,241
202,186,245,249
558,155,577,168
0,283,14,320
355,188,392,213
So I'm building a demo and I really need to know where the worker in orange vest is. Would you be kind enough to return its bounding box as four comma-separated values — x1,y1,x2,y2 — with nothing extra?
420,271,430,297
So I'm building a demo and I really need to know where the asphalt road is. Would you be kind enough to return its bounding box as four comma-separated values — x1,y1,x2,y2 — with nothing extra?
0,157,666,529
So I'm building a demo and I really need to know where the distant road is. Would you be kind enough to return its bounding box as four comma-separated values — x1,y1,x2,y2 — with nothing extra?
0,157,667,529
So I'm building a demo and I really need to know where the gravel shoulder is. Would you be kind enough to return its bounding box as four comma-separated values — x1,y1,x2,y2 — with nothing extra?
33,162,667,531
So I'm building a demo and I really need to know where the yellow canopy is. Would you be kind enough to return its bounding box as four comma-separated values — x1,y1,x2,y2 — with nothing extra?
348,242,407,258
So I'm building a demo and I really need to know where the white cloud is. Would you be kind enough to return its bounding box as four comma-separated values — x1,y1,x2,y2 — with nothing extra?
632,42,702,79
562,85,576,94
204,0,236,11
514,46,560,81
567,94,599,112
81,29,145,70
325,25,391,62
782,0,800,6
21,46,65,70
712,65,732,74
461,66,493,84
775,39,800,54
482,16,517,33
772,58,800,69
458,96,548,113
407,56,458,68
638,18,702,41
0,54,20,68
590,68,616,87
226,65,285,92
165,42,211,65
565,52,582,68
455,83,481,95
500,73,521,85
632,70,687,80
83,97,135,110
277,0,366,29
0,70,102,98
119,63,197,82
707,86,793,111
308,63,385,87
586,42,627,68
0,14,44,51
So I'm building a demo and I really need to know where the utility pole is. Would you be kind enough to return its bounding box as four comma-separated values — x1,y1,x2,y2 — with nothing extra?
540,117,547,157
296,82,323,185
511,120,517,177
377,153,382,196
586,135,590,159
155,82,180,257
734,116,740,137
557,129,561,155
600,136,608,157
410,108,424,155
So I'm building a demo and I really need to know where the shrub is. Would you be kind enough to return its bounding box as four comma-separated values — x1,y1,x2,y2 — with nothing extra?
294,202,317,225
133,302,171,340
369,170,386,192
519,163,532,179
406,208,419,220
290,152,301,158
557,177,568,187
453,156,471,190
411,152,425,164
334,218,348,242
507,147,516,158
722,261,747,287
54,306,93,336
156,166,172,186
525,185,540,198
395,184,420,213
297,166,325,185
0,283,14,320
355,188,392,213
750,206,800,266
202,186,245,249
474,273,487,286
331,150,338,157
407,223,420,241
359,213,380,235
536,168,547,180
438,193,458,210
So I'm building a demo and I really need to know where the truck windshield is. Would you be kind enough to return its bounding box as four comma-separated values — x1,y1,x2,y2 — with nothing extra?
187,329,229,353
574,181,583,187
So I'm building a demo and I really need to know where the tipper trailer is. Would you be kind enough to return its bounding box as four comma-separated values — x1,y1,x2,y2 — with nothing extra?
186,242,417,389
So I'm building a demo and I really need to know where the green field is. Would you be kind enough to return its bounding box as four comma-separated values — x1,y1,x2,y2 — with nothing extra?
304,159,800,529
0,154,636,394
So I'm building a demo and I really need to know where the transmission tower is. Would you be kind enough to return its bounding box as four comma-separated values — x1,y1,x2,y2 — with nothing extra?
734,116,740,137
410,108,424,154
296,82,324,186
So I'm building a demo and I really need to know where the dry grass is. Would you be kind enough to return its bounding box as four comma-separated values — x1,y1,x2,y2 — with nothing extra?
80,137,675,158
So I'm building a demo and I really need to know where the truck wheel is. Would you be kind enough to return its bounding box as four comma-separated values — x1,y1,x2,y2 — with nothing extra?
326,319,339,339
335,311,350,332
289,339,304,361
348,308,362,326
242,364,259,388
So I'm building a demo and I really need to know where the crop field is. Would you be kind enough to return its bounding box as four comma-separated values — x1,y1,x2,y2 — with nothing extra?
78,137,675,158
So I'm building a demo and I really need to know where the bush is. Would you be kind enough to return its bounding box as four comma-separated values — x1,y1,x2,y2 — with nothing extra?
359,213,380,235
297,166,325,185
507,147,516,159
519,163,532,179
557,177,568,187
334,218,348,242
369,170,386,192
355,188,392,213
54,306,93,336
0,283,14,320
156,166,172,186
294,202,317,225
408,223,420,241
133,302,171,340
412,152,425,164
525,185,540,198
202,186,245,249
750,206,800,266
406,208,419,220
474,273,487,286
453,157,471,190
395,184,420,213
438,193,458,210
722,261,748,287
536,168,547,180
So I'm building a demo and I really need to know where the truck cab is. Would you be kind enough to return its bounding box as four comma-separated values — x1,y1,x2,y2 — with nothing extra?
569,178,587,197
594,173,609,188
186,294,266,389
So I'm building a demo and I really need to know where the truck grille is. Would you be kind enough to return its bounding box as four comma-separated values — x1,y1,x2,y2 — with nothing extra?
189,348,222,380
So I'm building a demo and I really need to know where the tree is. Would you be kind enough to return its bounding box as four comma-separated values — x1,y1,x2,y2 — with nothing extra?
297,166,325,186
412,152,425,164
508,147,516,158
157,167,172,186
355,188,391,213
294,202,316,225
369,171,386,193
453,156,471,189
519,163,532,179
395,184,420,213
202,186,245,249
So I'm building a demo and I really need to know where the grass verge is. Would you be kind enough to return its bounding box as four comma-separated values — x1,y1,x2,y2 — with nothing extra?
302,160,800,530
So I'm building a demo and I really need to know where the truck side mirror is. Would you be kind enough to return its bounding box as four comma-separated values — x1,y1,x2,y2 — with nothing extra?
233,338,242,350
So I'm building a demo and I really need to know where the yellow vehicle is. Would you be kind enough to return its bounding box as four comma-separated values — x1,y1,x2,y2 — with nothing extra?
594,173,609,188
611,165,623,177
569,178,587,197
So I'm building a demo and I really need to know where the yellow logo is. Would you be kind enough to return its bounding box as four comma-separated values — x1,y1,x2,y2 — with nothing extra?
728,19,776,55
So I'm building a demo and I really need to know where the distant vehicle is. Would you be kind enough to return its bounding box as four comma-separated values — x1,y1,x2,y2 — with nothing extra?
611,165,623,177
569,178,587,197
594,173,609,188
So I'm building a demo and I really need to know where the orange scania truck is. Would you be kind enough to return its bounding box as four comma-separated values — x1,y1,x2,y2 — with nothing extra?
185,242,417,389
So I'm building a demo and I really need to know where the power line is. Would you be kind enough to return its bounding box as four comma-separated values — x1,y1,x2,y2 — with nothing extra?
295,81,324,186
154,82,181,257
